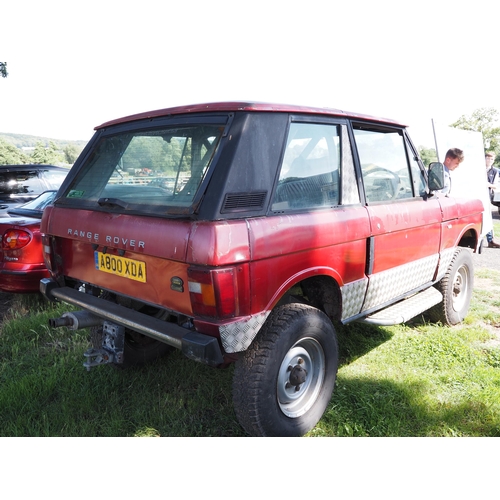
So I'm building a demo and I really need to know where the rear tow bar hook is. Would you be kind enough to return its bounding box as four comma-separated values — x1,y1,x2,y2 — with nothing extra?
84,321,126,371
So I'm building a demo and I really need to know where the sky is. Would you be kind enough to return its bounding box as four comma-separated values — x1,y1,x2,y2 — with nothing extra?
2,0,499,149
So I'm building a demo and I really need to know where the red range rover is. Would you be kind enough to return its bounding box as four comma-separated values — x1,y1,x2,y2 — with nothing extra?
40,102,483,436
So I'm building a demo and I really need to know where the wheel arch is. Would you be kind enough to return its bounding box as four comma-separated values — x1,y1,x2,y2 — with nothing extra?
456,224,480,252
269,268,343,322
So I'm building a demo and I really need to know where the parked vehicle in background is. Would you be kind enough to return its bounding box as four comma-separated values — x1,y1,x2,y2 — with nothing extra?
40,102,483,437
0,164,68,217
0,191,58,293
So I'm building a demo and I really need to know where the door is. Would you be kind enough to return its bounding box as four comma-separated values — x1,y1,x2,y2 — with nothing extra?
352,124,443,313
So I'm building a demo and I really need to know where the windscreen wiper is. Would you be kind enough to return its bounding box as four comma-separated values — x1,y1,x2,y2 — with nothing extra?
97,197,129,209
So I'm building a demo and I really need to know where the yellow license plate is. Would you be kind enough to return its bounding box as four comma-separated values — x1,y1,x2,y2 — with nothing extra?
94,252,147,283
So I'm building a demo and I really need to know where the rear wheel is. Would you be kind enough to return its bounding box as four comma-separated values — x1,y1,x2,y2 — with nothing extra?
429,248,474,325
232,303,338,437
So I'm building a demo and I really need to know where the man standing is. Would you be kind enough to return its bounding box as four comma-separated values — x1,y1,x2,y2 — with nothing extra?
440,148,464,196
485,152,500,248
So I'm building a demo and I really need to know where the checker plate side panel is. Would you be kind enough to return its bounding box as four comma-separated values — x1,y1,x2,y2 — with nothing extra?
435,247,457,281
219,311,270,353
341,278,368,320
362,253,439,311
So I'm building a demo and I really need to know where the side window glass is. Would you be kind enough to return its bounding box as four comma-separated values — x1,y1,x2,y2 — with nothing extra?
354,127,414,203
405,137,427,197
272,123,340,211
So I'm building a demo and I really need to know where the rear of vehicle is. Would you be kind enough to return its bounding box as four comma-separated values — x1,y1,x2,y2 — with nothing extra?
41,109,245,365
0,215,49,293
0,191,58,293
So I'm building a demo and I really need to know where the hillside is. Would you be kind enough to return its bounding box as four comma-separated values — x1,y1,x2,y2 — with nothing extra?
0,132,87,150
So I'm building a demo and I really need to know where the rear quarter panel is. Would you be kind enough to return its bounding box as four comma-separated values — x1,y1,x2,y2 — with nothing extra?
247,207,371,313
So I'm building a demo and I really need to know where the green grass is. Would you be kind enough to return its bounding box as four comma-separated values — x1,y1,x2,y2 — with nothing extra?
2,267,500,437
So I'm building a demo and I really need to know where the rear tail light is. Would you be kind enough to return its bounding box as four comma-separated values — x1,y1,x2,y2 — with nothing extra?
41,233,54,272
188,267,238,319
2,229,32,250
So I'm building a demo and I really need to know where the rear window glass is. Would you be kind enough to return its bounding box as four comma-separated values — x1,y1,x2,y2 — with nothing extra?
63,124,225,213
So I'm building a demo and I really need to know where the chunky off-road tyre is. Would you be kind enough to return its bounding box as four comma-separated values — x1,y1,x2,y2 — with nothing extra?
429,248,474,325
232,303,339,437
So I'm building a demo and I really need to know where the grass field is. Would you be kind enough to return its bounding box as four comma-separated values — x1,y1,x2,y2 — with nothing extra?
1,262,500,437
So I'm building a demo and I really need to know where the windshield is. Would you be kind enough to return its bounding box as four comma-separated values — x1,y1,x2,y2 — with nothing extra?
41,169,68,189
0,170,44,198
62,124,225,214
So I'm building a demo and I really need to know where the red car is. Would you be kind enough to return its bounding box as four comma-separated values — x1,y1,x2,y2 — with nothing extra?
40,102,484,436
0,191,57,293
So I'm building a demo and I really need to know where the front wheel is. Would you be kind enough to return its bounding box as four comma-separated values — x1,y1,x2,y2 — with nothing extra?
429,248,474,325
232,303,338,437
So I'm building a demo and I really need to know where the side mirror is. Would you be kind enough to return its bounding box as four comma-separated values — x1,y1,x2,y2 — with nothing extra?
428,162,445,191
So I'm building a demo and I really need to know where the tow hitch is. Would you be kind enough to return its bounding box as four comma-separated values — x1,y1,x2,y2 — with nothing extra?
83,322,125,371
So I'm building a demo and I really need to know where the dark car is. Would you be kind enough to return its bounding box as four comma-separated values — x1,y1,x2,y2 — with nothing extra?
0,164,68,217
0,190,58,293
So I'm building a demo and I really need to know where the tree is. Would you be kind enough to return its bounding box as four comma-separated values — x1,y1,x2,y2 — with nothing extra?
0,62,7,78
0,138,30,165
63,144,82,164
450,107,500,160
418,146,437,167
30,141,63,165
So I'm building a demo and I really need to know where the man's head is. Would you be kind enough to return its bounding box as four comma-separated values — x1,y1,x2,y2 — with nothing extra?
443,148,464,171
486,152,496,169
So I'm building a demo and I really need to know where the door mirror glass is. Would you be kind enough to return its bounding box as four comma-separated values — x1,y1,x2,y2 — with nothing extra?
428,162,444,191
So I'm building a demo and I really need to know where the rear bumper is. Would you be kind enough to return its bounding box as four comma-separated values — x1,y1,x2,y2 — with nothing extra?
40,278,224,366
0,267,49,293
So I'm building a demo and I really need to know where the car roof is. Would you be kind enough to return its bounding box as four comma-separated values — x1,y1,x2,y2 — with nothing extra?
95,101,405,130
0,164,65,172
